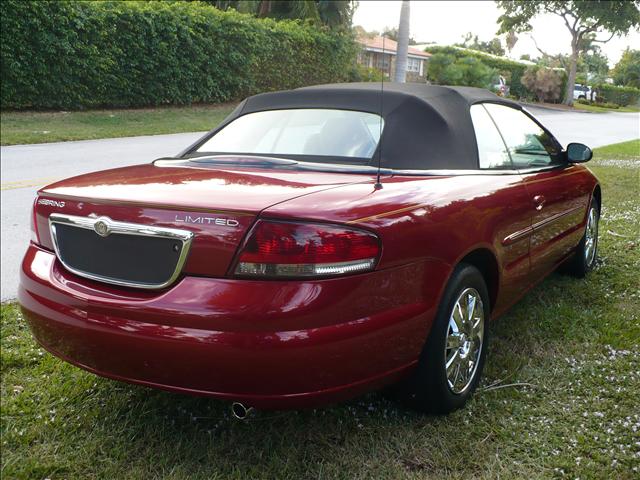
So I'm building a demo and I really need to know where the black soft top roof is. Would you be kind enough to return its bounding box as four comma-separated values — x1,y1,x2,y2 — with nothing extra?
185,83,521,170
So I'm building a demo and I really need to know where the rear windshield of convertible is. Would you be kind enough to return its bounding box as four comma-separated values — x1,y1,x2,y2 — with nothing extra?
196,109,383,162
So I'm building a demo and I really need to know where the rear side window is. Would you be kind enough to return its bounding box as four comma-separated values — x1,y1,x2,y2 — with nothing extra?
483,104,562,169
470,104,512,169
197,109,383,161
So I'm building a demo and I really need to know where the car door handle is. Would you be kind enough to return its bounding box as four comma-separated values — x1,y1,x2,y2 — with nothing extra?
533,195,546,211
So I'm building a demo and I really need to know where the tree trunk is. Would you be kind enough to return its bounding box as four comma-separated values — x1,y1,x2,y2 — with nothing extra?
394,1,410,83
258,1,271,17
564,35,579,106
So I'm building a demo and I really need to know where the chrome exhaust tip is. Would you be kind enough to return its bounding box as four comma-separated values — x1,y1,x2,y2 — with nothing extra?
231,402,254,420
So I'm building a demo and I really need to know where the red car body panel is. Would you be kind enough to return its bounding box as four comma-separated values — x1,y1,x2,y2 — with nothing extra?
20,244,446,408
19,157,597,408
265,165,595,315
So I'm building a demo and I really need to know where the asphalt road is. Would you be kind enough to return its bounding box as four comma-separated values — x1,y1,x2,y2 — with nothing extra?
1,132,205,301
1,107,639,300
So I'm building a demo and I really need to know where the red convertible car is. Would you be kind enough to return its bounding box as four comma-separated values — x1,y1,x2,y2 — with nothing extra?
19,84,600,416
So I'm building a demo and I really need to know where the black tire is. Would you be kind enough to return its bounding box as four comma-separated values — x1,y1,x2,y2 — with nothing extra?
564,198,599,278
404,263,490,414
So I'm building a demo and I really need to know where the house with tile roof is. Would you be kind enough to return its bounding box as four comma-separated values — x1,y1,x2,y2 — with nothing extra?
357,35,431,81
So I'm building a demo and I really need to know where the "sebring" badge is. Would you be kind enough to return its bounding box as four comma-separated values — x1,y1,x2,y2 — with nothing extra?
37,198,65,208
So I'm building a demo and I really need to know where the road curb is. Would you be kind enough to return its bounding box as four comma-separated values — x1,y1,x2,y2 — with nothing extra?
519,102,593,113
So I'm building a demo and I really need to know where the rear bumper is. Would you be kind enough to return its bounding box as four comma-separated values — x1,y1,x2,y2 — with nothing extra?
19,244,448,409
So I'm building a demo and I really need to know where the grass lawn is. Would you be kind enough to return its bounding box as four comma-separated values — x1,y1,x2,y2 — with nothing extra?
573,103,640,113
1,141,639,479
590,139,640,159
0,104,235,146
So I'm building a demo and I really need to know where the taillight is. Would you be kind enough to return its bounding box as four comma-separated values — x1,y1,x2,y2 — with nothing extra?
234,220,381,278
30,197,40,244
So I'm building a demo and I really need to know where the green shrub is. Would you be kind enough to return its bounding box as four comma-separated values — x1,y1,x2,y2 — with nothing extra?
347,64,384,82
596,102,620,109
0,1,356,110
427,53,496,89
425,46,527,97
595,84,640,106
423,45,567,101
576,99,620,109
612,48,640,88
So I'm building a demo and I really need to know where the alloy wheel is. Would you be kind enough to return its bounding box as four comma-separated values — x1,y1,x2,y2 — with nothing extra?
445,288,485,394
584,207,598,267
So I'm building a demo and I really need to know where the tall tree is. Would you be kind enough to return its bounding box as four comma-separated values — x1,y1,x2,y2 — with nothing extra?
496,1,640,105
317,0,357,29
612,48,640,88
394,0,410,83
456,32,506,56
578,39,609,84
532,35,609,85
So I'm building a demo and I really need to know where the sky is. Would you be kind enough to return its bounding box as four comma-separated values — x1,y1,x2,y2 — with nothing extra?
353,1,640,66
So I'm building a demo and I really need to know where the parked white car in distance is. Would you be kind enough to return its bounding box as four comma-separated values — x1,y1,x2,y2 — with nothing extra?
574,84,595,101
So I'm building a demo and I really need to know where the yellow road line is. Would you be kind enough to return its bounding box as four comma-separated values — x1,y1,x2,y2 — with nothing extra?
1,177,61,191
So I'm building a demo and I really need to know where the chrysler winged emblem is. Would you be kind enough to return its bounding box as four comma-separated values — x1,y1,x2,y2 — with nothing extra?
94,219,110,237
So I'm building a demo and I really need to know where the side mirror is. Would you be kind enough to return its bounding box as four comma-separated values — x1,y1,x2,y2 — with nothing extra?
566,142,592,163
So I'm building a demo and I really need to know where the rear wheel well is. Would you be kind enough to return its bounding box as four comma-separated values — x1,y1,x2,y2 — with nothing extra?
592,184,602,213
459,249,499,312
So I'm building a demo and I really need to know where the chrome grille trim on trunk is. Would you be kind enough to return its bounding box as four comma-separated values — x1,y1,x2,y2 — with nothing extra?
49,213,194,289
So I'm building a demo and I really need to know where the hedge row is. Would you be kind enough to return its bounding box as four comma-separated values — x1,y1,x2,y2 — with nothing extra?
0,1,357,110
596,84,640,106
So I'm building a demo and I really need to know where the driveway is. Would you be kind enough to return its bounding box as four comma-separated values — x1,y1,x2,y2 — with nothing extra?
1,109,639,300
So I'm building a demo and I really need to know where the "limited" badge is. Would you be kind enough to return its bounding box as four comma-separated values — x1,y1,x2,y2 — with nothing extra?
175,214,239,227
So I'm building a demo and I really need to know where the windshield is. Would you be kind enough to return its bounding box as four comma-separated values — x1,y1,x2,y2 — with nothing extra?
196,109,384,162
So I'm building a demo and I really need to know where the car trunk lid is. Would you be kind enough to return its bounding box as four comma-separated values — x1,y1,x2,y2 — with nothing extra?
35,162,372,280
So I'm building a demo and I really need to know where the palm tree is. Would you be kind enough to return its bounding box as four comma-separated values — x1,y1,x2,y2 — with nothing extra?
317,0,355,28
211,1,355,28
394,1,410,83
